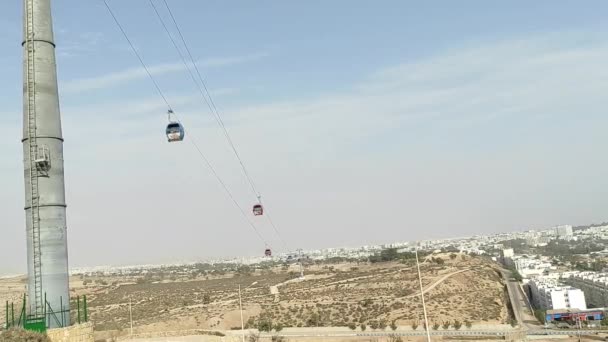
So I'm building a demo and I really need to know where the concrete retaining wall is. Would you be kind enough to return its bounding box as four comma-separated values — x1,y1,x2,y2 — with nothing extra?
46,323,94,342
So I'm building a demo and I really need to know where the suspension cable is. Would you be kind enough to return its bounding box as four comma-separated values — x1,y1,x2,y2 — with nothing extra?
160,0,260,198
147,0,208,110
155,0,288,250
102,0,172,111
102,0,269,247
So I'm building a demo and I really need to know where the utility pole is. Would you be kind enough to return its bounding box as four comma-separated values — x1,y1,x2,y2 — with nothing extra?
576,316,581,342
298,249,304,279
238,285,245,342
129,297,133,337
22,0,70,327
415,244,432,342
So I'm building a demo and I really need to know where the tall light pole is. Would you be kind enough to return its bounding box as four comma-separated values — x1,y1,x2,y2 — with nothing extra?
298,249,304,279
235,281,258,341
415,244,431,342
22,0,70,327
238,285,245,342
129,297,133,336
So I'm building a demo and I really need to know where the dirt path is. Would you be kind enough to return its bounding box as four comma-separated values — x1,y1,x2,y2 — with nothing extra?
405,268,470,298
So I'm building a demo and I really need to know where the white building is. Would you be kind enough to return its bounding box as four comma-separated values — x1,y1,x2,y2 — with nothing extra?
564,271,608,308
502,248,514,258
529,277,587,310
503,255,556,281
526,236,551,247
501,248,514,267
555,225,573,239
513,257,553,279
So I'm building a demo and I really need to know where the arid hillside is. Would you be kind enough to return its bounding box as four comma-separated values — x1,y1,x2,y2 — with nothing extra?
0,253,510,339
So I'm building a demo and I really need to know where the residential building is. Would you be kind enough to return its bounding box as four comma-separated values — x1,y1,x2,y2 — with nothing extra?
513,256,553,279
555,225,573,239
529,277,587,310
564,271,608,308
545,309,603,323
501,248,514,267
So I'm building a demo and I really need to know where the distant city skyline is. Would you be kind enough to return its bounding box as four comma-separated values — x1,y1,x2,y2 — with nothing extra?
0,220,602,277
1,1,608,274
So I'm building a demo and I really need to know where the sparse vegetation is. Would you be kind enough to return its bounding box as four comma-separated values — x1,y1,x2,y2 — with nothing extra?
508,267,523,282
388,334,403,342
0,253,508,334
534,309,546,324
390,320,397,331
0,329,50,342
203,293,211,304
247,332,260,342
370,320,379,330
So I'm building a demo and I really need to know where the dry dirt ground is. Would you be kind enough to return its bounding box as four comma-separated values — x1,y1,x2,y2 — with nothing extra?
0,275,27,323
0,254,510,341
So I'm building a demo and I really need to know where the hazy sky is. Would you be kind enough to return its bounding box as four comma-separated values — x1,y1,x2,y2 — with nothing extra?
1,1,607,274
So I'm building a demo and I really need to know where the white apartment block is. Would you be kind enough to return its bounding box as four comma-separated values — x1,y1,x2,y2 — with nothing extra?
529,277,587,310
510,256,555,279
526,236,551,247
501,248,515,267
564,271,608,308
555,225,573,238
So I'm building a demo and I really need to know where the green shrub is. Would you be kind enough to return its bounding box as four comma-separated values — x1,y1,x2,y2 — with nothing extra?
0,329,50,342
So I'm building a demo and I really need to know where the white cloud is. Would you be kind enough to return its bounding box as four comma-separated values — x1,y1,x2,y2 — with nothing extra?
199,52,269,68
60,52,268,94
3,29,608,269
56,31,106,58
219,30,608,146
62,93,200,120
209,87,240,97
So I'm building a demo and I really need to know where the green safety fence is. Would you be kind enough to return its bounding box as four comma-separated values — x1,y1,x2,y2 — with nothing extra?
4,294,88,332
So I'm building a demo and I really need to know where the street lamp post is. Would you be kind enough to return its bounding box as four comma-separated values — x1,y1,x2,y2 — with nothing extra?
239,285,245,342
415,244,432,342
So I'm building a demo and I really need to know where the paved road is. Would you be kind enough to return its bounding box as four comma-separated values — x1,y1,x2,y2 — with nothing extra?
514,281,544,329
122,327,608,341
274,329,517,337
500,268,542,331
335,329,607,337
501,269,524,325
